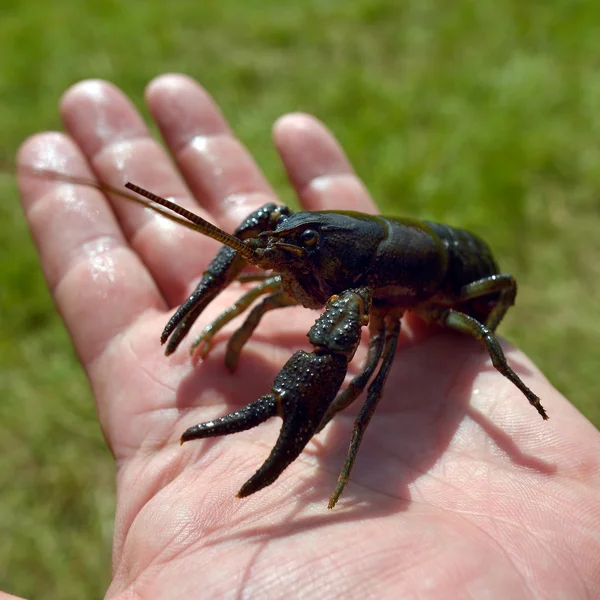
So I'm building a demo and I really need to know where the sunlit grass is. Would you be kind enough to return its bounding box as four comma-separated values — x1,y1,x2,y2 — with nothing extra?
1,1,599,597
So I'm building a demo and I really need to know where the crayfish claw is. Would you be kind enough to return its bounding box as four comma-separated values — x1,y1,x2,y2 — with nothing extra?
236,350,349,497
180,395,278,443
180,287,374,503
163,203,289,355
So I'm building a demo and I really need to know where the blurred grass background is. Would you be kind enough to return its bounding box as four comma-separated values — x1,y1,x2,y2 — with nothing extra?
1,1,599,597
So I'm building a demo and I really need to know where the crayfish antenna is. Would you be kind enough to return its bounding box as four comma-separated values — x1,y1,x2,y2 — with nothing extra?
124,182,258,263
16,166,257,260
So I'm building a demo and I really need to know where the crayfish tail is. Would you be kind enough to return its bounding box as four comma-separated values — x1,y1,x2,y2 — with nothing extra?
180,395,278,443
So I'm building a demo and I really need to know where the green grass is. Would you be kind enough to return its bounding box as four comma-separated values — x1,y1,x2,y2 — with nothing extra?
1,1,599,597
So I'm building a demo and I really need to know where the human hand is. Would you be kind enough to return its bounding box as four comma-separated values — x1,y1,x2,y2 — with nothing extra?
17,75,600,599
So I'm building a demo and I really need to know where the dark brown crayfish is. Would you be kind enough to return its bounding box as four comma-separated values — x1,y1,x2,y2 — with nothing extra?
27,169,548,509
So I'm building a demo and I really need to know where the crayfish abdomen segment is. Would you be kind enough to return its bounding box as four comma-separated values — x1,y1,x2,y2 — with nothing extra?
423,221,500,293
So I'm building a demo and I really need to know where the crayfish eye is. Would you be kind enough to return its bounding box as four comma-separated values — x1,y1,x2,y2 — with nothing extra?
300,229,319,247
275,214,288,228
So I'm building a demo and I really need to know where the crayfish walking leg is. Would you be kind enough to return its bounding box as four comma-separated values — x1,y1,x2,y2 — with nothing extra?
180,287,373,499
328,316,402,509
422,273,548,420
189,275,285,362
316,313,386,433
224,290,298,372
441,309,548,420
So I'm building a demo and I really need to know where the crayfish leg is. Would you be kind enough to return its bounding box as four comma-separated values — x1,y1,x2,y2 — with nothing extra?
163,246,244,354
237,351,349,498
162,202,290,355
189,275,283,362
180,287,372,502
316,313,386,434
235,272,274,283
440,309,548,420
224,290,297,372
328,316,402,509
237,287,373,498
455,274,517,332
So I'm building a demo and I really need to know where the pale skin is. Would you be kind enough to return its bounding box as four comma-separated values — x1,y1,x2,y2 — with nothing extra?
8,74,600,599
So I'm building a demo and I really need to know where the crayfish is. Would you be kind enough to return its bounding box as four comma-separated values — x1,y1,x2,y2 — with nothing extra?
26,169,548,509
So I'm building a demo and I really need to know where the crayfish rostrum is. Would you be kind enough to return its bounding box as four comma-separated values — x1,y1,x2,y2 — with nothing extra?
27,169,549,509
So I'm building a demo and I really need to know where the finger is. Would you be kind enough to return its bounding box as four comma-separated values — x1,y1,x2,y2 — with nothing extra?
273,113,378,213
17,133,163,368
59,79,219,307
145,74,279,231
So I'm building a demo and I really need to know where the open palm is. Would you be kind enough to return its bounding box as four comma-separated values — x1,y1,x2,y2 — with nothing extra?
16,75,600,599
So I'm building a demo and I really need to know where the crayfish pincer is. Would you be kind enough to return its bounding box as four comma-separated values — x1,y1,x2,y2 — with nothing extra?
123,182,549,509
